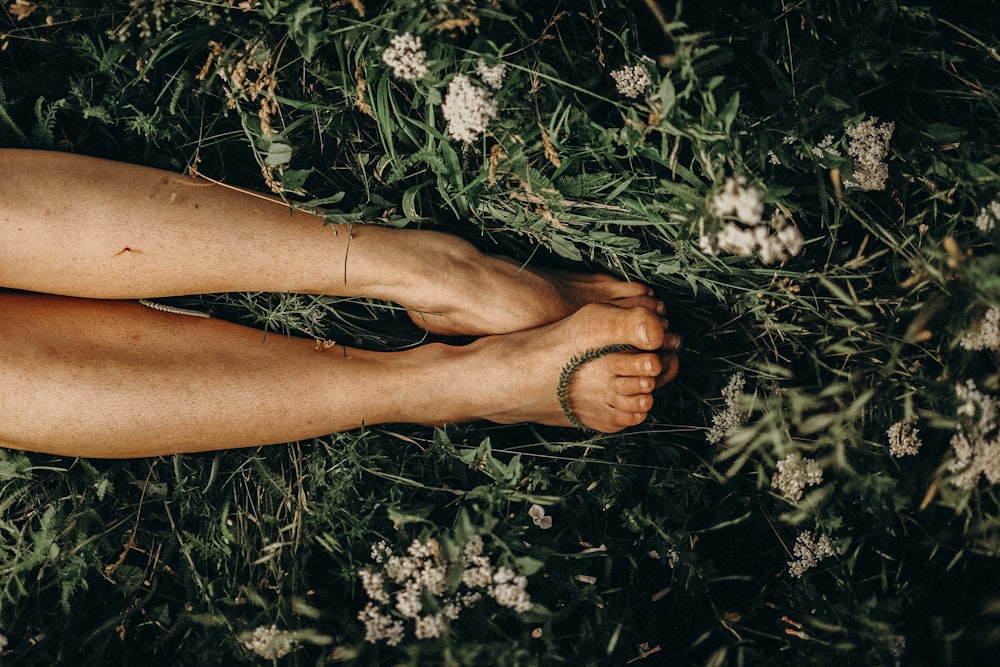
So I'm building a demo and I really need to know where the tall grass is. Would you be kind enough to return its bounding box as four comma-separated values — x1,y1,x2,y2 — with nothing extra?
2,0,1000,664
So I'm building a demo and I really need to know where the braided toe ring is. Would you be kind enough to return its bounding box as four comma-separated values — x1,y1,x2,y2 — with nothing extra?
557,344,634,430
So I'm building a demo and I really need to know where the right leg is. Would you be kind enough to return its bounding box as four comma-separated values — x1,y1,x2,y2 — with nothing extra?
0,292,678,458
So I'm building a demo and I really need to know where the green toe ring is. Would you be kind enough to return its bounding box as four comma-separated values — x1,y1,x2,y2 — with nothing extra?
557,344,633,430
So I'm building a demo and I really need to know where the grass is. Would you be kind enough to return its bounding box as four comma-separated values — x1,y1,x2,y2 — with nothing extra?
2,0,1000,664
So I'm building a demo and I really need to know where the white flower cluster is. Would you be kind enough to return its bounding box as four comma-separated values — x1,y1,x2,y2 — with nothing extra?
845,116,895,191
887,420,922,457
948,380,1000,489
441,74,498,143
240,625,297,660
771,453,823,502
357,535,532,646
811,134,840,159
382,33,429,80
711,176,764,224
975,200,1000,233
787,530,838,578
699,177,804,264
611,63,653,99
706,372,750,444
961,307,1000,351
476,59,508,89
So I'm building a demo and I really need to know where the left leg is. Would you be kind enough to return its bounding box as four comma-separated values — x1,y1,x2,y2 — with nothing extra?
0,149,663,336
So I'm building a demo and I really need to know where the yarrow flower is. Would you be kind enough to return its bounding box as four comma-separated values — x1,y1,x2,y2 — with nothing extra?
475,59,508,89
240,625,298,660
787,530,839,578
706,372,750,444
811,134,840,159
357,535,533,646
771,453,823,502
975,200,1000,233
610,63,652,99
382,32,429,80
844,116,895,191
699,177,803,264
961,307,1000,351
887,420,922,458
948,379,1000,489
710,176,764,225
441,74,498,143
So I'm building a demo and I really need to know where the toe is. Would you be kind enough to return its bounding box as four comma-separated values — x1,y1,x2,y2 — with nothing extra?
655,352,680,387
612,408,648,430
613,375,656,394
610,295,666,315
611,392,653,413
610,352,662,377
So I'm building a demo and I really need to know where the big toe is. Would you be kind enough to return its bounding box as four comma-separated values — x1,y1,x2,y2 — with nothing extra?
579,303,664,351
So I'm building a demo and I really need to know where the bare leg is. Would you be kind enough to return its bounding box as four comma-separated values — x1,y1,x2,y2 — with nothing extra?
0,293,679,458
0,149,663,336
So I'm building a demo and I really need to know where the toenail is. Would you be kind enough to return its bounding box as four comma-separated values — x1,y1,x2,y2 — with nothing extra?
644,359,654,373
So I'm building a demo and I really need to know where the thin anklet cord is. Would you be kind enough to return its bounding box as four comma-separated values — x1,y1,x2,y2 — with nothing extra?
557,344,633,430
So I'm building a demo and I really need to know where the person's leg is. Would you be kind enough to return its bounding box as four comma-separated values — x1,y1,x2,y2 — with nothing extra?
0,149,662,336
0,292,679,458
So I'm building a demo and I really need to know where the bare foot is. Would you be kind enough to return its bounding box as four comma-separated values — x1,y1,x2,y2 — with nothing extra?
442,303,680,432
403,249,665,336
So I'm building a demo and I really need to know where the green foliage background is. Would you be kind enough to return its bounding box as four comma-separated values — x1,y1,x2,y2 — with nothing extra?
2,0,1000,664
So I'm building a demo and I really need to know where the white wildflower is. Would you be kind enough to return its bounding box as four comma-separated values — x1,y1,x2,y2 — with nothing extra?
359,568,390,604
395,583,423,619
666,549,680,568
610,63,652,99
948,379,1000,489
463,534,484,560
441,74,498,143
975,200,1000,233
787,530,838,578
845,116,894,191
414,613,447,640
358,602,405,646
489,567,533,613
241,625,297,660
710,176,764,225
371,540,391,563
961,307,1000,351
811,134,840,159
699,178,804,265
382,32,429,80
768,150,781,165
461,554,494,589
887,420,922,458
528,504,553,529
476,59,508,89
771,453,823,502
358,535,533,646
706,372,750,444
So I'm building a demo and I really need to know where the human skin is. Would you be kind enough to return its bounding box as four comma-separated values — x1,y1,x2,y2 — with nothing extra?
0,149,680,457
0,293,678,457
0,149,664,336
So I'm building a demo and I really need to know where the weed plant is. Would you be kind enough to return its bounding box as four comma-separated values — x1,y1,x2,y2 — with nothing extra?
2,0,1000,664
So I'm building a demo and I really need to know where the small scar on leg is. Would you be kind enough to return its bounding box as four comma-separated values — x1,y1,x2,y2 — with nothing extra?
113,246,142,257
